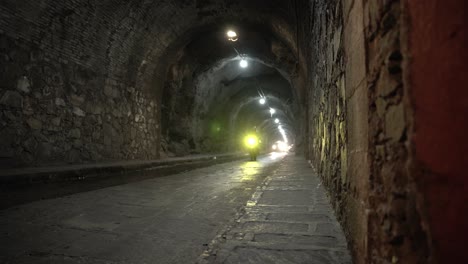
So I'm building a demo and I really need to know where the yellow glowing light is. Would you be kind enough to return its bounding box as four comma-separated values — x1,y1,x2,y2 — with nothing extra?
244,135,259,148
272,144,277,150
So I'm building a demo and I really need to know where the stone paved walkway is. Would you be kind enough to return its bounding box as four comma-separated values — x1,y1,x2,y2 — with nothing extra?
198,155,352,264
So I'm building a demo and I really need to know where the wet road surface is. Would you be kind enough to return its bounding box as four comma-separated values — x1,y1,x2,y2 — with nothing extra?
0,153,351,263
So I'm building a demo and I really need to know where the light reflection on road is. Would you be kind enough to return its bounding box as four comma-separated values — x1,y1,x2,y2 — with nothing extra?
239,152,287,181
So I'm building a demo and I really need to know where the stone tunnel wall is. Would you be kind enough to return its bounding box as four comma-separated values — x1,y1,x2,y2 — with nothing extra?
0,1,163,167
307,0,347,223
305,0,368,261
305,0,434,263
0,0,302,166
161,57,197,157
364,1,431,263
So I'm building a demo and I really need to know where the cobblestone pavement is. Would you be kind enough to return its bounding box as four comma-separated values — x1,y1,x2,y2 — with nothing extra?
0,153,351,264
198,155,352,264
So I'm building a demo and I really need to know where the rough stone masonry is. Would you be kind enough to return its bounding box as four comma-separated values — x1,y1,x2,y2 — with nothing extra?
1,0,467,263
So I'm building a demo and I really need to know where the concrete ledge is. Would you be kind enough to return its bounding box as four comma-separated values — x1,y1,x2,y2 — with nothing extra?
0,153,248,209
0,153,247,185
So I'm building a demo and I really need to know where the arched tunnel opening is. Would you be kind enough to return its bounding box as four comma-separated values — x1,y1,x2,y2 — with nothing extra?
0,1,466,263
159,24,300,157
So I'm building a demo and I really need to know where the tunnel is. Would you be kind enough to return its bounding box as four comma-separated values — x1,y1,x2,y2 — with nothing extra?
0,0,466,263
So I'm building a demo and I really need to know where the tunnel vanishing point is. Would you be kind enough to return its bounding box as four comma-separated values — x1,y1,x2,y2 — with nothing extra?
0,0,467,263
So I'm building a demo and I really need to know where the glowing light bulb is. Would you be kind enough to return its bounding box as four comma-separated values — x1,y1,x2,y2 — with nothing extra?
259,98,266,104
269,108,276,115
274,118,279,123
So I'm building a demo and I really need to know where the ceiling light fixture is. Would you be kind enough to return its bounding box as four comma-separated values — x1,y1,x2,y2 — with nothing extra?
227,30,238,41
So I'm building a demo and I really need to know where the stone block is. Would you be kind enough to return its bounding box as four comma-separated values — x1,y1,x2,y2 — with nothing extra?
3,111,16,121
241,221,309,233
259,190,312,206
67,149,81,163
344,0,366,93
23,137,38,153
0,91,23,108
340,147,348,184
55,98,66,107
225,247,350,264
92,131,101,140
16,76,31,93
385,103,405,143
266,213,330,222
347,81,368,152
376,63,401,97
104,86,120,98
253,233,342,248
347,150,369,197
73,139,83,148
71,94,85,106
169,141,189,157
26,118,42,130
69,128,81,139
51,117,61,126
103,136,112,146
376,97,386,118
73,107,86,117
36,142,53,161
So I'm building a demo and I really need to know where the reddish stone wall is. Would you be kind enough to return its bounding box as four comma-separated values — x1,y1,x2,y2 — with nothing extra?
365,0,431,261
308,0,467,262
407,0,468,262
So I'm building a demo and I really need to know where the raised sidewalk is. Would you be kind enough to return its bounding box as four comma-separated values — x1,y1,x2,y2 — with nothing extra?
198,155,352,263
0,152,246,209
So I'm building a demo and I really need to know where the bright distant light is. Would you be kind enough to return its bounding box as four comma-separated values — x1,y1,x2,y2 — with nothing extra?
226,30,238,41
277,141,288,152
272,144,277,150
227,30,237,38
240,59,248,68
259,98,266,105
274,118,279,123
269,108,276,115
